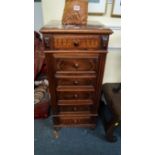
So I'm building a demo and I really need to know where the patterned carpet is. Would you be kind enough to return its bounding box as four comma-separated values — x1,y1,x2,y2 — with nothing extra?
34,116,121,155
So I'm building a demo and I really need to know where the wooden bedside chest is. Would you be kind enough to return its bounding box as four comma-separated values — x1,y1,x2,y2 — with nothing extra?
40,21,113,129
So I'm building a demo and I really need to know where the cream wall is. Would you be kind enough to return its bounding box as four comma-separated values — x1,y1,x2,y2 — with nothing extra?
42,0,121,83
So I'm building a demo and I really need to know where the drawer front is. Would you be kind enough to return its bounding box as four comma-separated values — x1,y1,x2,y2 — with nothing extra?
46,53,99,73
56,58,98,72
56,75,96,87
57,91,94,100
53,35,101,50
57,99,94,106
55,116,96,125
58,105,94,113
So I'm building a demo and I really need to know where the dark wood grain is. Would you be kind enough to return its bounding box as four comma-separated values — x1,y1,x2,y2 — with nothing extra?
56,75,96,87
53,34,101,50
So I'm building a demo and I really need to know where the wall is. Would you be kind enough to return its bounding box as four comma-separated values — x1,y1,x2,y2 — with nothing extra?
34,2,43,31
41,0,121,83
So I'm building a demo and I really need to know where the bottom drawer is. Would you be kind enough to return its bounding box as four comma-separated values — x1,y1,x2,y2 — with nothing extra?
53,116,96,126
58,105,94,113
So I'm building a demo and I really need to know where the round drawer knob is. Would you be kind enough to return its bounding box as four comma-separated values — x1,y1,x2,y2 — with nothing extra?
74,94,78,99
73,40,79,47
73,107,77,111
73,81,79,85
74,63,79,68
74,119,77,123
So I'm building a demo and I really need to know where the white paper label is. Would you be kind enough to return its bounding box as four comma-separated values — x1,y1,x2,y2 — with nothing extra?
73,5,80,11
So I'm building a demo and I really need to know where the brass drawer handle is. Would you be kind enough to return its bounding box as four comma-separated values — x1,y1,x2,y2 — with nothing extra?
73,40,79,47
73,80,79,85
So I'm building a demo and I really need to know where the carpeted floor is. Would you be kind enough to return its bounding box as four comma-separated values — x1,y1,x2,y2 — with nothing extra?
34,116,121,155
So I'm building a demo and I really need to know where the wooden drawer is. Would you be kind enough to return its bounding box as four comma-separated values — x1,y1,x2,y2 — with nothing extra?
43,35,109,50
53,35,101,50
55,74,96,87
55,57,98,73
57,91,94,100
57,99,94,106
54,116,96,125
58,105,94,113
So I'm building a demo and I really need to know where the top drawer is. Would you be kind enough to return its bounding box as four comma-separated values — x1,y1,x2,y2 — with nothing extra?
44,35,101,50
